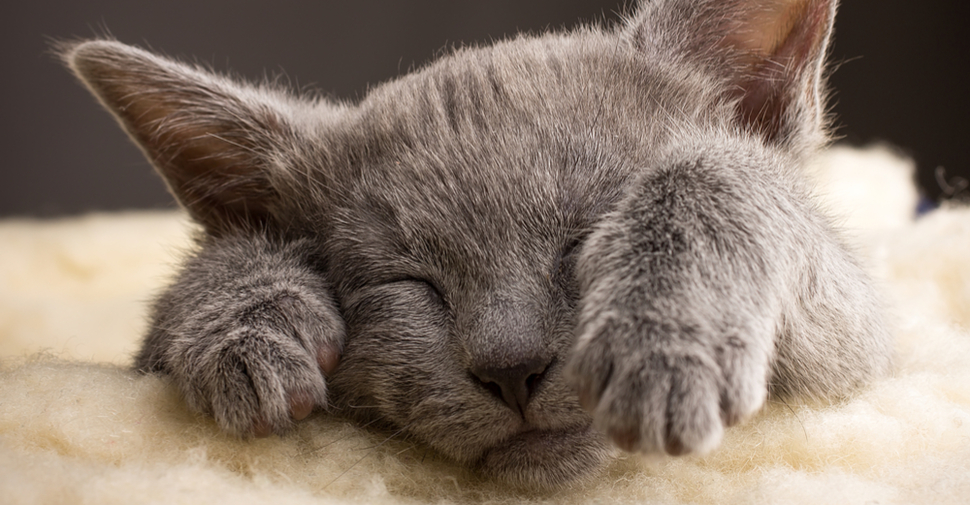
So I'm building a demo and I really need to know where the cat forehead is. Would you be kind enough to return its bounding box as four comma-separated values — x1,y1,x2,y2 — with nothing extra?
352,31,706,144
330,152,599,273
324,131,623,283
315,30,726,273
323,32,709,227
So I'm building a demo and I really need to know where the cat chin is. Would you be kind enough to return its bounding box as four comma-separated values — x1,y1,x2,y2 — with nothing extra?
475,425,614,489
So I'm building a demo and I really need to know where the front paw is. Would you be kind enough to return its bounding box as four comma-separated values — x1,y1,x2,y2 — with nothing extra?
184,326,337,437
160,291,345,438
566,313,768,455
136,235,348,437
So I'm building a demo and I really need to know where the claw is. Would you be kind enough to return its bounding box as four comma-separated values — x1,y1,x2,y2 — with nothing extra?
290,392,314,421
252,416,273,438
576,385,596,412
665,437,687,456
316,345,340,376
607,425,641,453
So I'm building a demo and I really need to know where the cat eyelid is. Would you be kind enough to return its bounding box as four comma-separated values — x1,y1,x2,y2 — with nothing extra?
388,276,446,303
559,232,589,261
552,235,586,281
561,238,583,258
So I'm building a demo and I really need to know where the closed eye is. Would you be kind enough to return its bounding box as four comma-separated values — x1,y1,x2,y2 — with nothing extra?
553,237,584,296
391,277,446,306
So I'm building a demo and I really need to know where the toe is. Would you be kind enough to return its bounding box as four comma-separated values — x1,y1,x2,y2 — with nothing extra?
252,416,273,438
289,392,314,421
316,345,340,376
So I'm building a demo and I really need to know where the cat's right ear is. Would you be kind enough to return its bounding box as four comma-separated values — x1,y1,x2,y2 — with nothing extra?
62,39,336,235
624,0,836,152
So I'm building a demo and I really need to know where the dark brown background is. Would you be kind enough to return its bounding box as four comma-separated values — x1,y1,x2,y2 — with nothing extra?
3,0,968,217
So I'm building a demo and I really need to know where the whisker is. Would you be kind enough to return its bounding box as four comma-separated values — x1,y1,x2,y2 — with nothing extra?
323,424,412,489
354,425,411,452
393,445,416,457
300,413,388,457
769,396,809,441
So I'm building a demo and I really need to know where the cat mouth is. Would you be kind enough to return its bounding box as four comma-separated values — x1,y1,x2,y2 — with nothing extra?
475,424,613,488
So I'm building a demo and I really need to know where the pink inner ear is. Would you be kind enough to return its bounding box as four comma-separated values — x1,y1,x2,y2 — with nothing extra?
721,0,832,142
722,0,832,76
725,0,812,60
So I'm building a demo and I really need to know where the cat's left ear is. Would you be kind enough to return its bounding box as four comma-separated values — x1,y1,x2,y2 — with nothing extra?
626,0,836,149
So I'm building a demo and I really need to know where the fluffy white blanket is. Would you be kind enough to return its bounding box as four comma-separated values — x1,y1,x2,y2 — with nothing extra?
2,146,969,504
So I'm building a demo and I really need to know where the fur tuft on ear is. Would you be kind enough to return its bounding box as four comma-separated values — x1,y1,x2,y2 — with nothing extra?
61,39,313,234
625,0,836,151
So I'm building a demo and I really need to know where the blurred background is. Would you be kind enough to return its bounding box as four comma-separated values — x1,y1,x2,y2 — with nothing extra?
3,0,968,217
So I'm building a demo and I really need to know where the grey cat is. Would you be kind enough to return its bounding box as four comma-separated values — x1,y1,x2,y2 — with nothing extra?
63,0,892,489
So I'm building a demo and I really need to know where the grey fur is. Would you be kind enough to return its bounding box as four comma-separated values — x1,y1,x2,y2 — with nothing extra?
62,0,892,489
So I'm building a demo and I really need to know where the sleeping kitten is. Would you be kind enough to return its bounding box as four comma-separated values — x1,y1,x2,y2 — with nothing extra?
63,0,892,488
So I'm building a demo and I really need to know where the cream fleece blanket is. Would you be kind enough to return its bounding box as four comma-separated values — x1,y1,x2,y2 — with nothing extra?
2,146,969,504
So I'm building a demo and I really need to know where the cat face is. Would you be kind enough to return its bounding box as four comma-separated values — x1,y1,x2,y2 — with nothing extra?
317,44,643,480
299,37,699,483
65,0,839,488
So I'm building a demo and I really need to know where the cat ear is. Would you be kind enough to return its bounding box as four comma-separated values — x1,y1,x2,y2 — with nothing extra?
626,0,836,147
63,40,318,234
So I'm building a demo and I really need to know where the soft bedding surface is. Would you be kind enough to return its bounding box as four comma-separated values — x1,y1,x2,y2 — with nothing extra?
2,146,969,504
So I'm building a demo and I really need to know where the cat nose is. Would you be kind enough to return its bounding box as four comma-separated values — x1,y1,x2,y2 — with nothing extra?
471,356,551,418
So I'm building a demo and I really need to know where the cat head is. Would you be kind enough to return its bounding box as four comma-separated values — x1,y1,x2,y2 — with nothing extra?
64,0,837,488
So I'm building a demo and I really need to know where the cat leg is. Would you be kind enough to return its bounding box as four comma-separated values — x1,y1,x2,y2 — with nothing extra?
566,138,891,455
136,233,345,437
